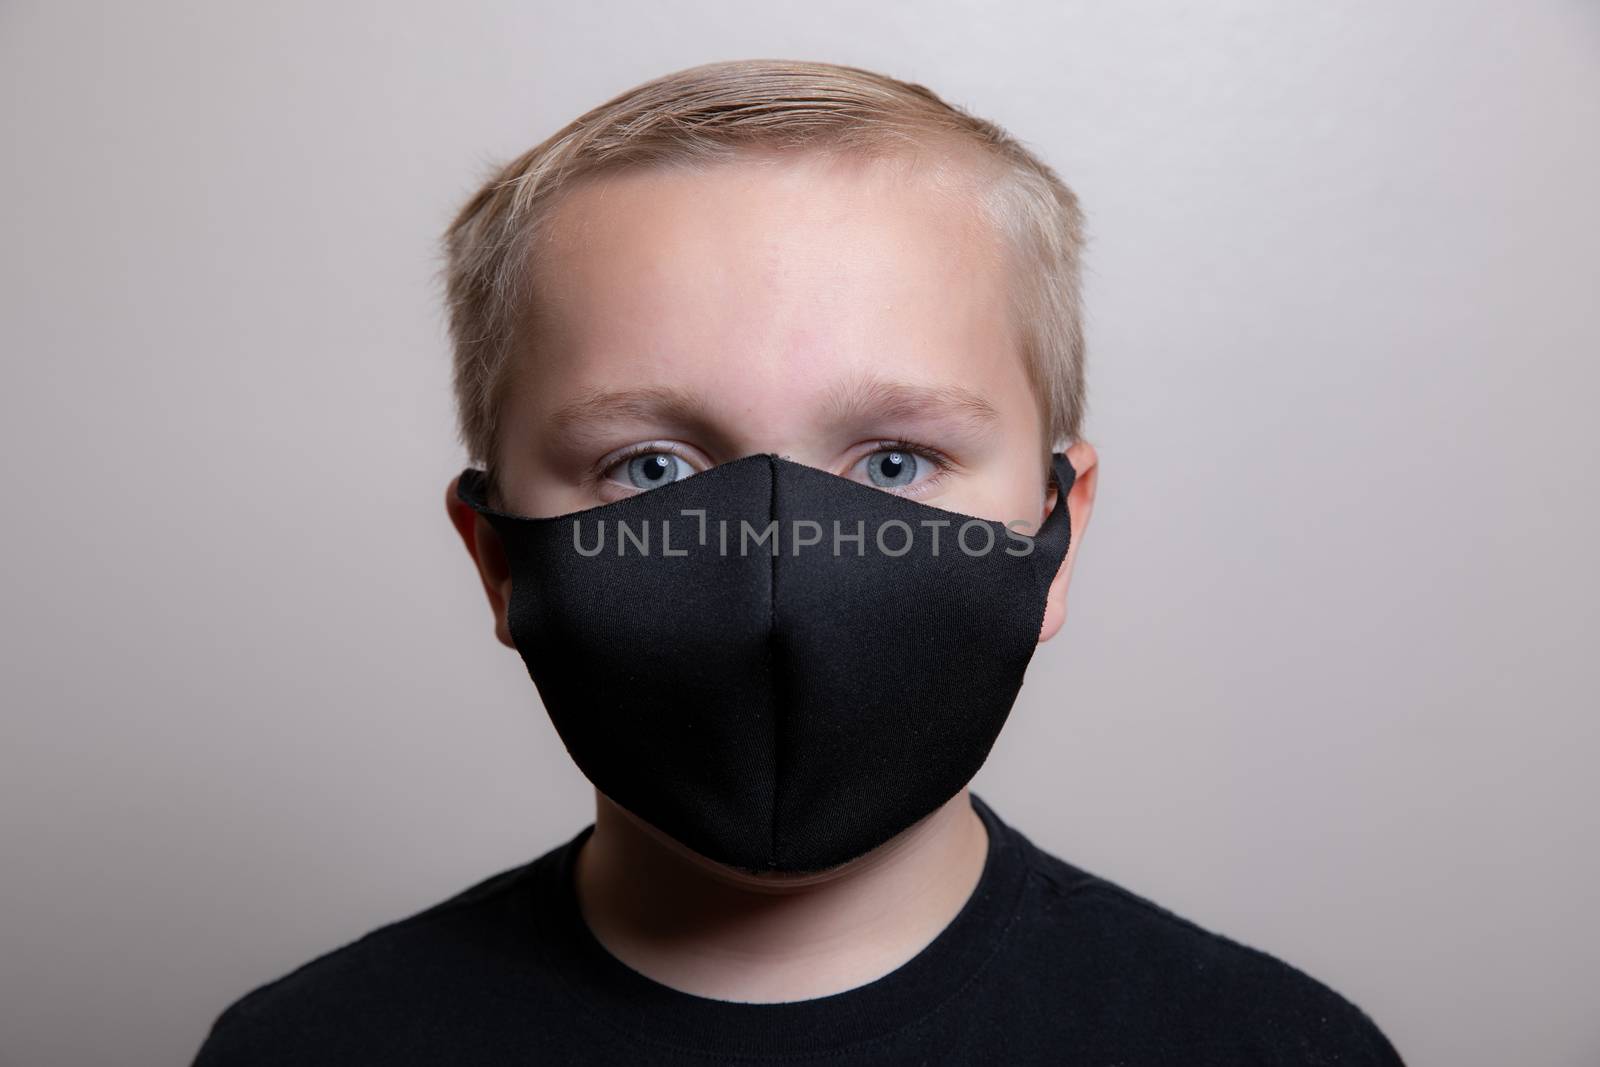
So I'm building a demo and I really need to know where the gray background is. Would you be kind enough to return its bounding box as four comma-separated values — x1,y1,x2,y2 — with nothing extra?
3,2,1596,1064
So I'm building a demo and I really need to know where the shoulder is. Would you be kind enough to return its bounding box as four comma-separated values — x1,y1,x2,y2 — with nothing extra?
191,859,541,1065
1013,840,1405,1065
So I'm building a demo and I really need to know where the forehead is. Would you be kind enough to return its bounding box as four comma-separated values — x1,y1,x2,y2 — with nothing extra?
538,148,1010,331
535,147,1002,275
509,149,1027,439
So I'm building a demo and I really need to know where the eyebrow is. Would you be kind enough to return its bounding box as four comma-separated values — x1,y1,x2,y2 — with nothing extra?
547,385,710,441
545,376,1001,440
820,375,1001,431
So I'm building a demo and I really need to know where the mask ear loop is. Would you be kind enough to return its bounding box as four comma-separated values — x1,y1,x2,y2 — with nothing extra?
455,468,499,516
1024,451,1077,576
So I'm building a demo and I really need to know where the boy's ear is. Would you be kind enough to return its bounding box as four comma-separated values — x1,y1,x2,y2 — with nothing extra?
1037,440,1098,645
445,474,517,650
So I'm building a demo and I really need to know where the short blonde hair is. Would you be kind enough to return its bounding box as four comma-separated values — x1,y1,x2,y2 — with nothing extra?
439,59,1088,483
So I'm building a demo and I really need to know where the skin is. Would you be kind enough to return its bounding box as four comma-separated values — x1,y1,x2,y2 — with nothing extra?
446,147,1099,1003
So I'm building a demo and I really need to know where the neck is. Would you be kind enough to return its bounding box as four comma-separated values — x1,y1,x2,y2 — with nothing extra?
572,788,989,1003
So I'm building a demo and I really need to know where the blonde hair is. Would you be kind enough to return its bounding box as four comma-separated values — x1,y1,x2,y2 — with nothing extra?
438,59,1088,484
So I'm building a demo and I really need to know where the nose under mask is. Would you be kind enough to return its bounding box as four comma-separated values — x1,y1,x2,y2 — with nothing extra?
455,451,1076,873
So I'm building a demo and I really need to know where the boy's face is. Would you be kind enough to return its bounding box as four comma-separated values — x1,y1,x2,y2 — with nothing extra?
452,150,1094,652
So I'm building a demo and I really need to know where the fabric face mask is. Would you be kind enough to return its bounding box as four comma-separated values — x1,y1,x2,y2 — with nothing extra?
455,451,1076,873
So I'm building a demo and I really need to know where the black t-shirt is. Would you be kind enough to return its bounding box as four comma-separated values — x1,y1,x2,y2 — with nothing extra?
192,793,1404,1064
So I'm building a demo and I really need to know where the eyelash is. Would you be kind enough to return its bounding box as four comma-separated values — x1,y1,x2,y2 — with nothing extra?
864,438,954,472
593,441,695,485
595,439,957,489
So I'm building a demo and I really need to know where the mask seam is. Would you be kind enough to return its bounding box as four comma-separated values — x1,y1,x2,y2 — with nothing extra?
767,454,781,870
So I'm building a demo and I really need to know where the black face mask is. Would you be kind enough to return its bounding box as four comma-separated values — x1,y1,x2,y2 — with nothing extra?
455,451,1076,873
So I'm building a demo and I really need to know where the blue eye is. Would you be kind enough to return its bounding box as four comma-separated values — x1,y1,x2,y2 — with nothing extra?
623,452,689,490
864,449,917,488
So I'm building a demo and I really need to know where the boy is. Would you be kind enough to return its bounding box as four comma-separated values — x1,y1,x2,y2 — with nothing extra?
193,59,1403,1064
